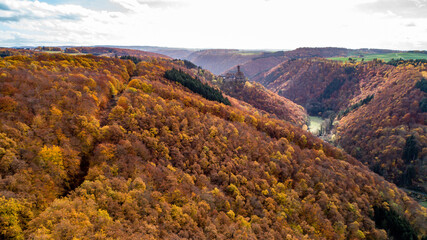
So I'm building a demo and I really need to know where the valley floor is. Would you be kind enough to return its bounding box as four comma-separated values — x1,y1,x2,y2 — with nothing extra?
308,116,323,135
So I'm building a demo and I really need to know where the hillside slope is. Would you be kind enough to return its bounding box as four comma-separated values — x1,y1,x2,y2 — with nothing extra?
220,80,308,127
253,58,427,192
187,63,308,127
0,49,425,239
253,58,364,114
336,64,427,192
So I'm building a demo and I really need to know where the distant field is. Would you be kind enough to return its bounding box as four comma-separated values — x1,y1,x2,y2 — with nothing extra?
40,50,85,55
328,52,427,62
41,51,63,54
236,51,263,56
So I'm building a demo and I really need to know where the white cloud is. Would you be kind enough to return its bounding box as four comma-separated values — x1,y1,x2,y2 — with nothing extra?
111,0,187,10
110,0,148,11
357,0,427,19
0,0,120,45
0,0,426,50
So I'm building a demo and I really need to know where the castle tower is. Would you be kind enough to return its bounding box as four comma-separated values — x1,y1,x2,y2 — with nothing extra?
222,65,246,83
235,65,245,82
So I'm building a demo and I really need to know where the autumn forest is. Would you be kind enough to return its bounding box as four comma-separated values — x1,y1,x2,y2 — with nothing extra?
0,47,426,240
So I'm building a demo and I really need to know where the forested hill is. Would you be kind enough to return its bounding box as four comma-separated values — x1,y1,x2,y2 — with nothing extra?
0,49,425,239
253,58,427,193
219,79,309,128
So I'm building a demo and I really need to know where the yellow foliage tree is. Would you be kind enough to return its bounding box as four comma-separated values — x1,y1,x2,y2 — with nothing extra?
38,145,66,180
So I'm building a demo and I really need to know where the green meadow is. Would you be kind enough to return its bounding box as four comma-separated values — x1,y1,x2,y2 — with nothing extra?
328,52,427,62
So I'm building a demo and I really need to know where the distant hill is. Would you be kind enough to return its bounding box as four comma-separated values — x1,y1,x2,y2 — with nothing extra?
283,47,351,59
0,48,425,239
187,47,359,76
329,51,427,62
224,51,288,80
283,47,397,59
63,46,171,59
223,47,400,80
134,47,284,75
76,46,406,78
125,46,197,60
185,49,263,75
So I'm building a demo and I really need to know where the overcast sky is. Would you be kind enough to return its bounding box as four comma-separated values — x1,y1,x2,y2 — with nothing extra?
0,0,426,50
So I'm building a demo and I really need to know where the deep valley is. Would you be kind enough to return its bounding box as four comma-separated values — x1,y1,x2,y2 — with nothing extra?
0,46,426,239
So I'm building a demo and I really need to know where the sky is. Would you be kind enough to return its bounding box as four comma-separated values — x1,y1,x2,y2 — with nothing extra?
0,0,426,50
